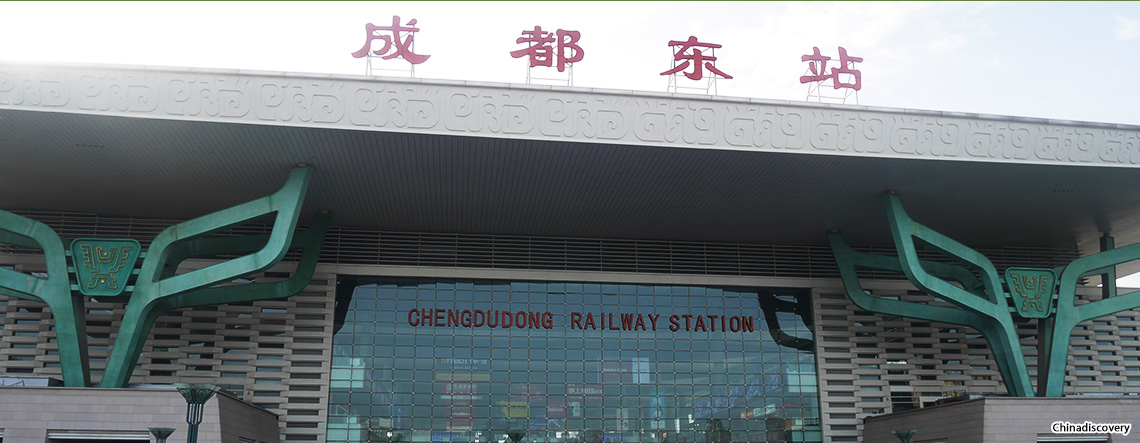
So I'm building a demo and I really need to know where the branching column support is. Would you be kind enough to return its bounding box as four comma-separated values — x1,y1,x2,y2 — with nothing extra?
831,193,1140,397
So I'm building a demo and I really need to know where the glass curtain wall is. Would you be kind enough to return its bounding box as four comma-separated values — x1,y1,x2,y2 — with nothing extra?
328,279,820,443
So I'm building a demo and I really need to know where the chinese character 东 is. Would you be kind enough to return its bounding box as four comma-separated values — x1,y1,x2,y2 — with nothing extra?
351,15,430,64
660,36,732,81
510,26,584,72
799,46,862,90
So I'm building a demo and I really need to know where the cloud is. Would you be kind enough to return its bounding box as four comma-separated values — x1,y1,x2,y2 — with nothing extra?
928,33,970,53
1116,14,1140,40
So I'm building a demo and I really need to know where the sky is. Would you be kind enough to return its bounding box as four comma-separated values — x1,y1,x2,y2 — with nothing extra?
5,1,1140,284
2,1,1139,125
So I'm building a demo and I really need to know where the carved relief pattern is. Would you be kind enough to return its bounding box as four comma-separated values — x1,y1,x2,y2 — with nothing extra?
77,244,133,290
1005,268,1056,318
2,65,1139,166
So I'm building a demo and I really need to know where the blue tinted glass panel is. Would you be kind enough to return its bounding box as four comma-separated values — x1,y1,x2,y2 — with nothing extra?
328,279,819,443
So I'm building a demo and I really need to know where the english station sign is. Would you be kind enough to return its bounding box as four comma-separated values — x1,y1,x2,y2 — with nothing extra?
407,308,759,334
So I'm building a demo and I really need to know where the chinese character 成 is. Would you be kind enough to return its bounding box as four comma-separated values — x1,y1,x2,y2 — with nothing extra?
661,36,732,81
351,15,430,64
510,26,584,72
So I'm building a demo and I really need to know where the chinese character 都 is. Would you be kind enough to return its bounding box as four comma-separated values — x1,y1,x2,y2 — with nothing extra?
351,15,430,64
510,26,584,72
660,36,732,81
799,46,862,90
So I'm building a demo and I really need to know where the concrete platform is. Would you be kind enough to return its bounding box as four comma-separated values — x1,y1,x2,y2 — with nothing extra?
0,385,279,443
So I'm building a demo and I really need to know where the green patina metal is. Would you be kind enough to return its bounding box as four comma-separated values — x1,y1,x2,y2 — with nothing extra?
1005,268,1056,318
70,238,141,297
830,193,1140,397
176,383,220,443
891,430,917,443
148,427,176,443
1042,236,1140,396
0,167,329,388
0,211,90,387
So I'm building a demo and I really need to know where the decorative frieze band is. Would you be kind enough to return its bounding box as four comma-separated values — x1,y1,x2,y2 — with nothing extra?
2,64,1138,166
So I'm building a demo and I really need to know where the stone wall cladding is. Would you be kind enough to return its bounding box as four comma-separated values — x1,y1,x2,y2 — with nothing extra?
0,385,279,443
862,397,1140,443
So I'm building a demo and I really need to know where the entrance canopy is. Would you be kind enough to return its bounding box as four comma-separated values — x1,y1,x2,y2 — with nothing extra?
2,63,1140,257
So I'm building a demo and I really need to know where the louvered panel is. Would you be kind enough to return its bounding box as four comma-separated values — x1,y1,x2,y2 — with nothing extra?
4,210,1080,279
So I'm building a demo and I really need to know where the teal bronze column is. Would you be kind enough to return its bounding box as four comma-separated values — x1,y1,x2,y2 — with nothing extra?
830,193,1140,397
0,166,330,388
101,167,325,387
0,211,90,387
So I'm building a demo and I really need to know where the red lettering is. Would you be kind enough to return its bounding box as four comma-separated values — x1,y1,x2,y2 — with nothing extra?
660,36,732,81
648,314,660,330
510,26,584,73
694,315,707,332
729,316,741,332
571,312,583,329
528,311,541,329
682,314,693,331
486,310,499,327
799,46,863,91
351,16,431,64
434,308,445,326
515,311,527,329
542,312,554,329
461,310,473,327
620,313,635,330
448,309,459,327
741,316,754,333
707,315,718,332
584,313,596,330
408,309,420,326
473,310,485,327
607,313,620,330
502,311,512,328
420,309,430,325
669,315,680,331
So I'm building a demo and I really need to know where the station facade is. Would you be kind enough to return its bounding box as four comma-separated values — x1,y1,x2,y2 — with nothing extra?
2,63,1140,443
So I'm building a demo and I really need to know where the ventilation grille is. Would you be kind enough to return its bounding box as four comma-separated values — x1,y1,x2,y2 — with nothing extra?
4,210,1080,278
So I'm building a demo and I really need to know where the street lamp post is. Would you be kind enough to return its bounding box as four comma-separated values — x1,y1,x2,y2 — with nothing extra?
175,384,220,443
891,430,917,443
148,427,176,443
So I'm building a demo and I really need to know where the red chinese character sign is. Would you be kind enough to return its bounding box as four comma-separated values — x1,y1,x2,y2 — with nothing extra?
799,46,862,104
510,26,584,86
352,15,430,77
661,36,731,95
